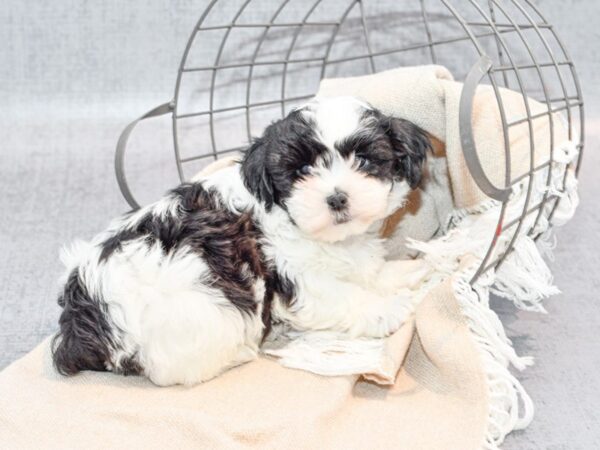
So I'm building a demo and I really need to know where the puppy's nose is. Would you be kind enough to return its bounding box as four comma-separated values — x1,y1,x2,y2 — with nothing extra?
326,191,349,212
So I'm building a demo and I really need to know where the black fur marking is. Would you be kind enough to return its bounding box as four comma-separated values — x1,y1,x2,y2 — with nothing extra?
271,271,295,307
242,110,328,210
117,354,143,376
52,268,117,375
261,279,276,341
335,127,397,180
172,184,267,315
99,226,145,262
380,114,431,189
336,109,431,189
99,183,272,316
261,271,295,341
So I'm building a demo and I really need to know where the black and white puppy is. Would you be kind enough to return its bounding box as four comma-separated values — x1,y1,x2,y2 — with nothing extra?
52,97,431,386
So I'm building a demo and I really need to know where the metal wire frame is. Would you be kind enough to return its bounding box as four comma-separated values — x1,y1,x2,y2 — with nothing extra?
468,0,545,279
175,0,583,282
115,0,584,285
471,0,583,277
444,0,583,281
178,25,562,74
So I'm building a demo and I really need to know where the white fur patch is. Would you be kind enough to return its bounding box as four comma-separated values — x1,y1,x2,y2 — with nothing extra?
303,96,370,149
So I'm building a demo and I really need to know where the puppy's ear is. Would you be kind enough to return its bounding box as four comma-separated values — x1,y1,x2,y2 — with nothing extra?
386,118,431,189
242,138,276,210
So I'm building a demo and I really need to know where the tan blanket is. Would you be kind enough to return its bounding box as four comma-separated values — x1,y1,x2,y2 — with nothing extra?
0,277,487,450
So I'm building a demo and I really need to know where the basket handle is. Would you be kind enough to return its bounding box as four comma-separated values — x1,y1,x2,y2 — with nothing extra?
459,55,511,203
115,101,174,210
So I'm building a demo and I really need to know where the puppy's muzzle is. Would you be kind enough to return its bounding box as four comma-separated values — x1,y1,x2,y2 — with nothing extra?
326,190,349,212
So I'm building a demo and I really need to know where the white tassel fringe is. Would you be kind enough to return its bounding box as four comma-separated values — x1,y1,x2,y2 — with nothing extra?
453,267,534,449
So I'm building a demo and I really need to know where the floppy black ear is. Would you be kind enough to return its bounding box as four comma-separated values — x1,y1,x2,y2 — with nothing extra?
241,138,276,210
386,118,432,189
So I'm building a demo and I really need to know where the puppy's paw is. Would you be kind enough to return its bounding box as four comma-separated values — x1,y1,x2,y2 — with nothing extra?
360,297,413,339
376,259,431,294
383,297,413,335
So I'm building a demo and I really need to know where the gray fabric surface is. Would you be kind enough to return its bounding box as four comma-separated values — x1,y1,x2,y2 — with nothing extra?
1,1,598,448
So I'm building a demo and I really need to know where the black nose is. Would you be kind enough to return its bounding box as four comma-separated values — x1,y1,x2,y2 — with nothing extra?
326,191,349,212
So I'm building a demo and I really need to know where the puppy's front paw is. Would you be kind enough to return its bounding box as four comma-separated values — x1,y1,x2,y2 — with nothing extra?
361,296,412,339
376,259,431,294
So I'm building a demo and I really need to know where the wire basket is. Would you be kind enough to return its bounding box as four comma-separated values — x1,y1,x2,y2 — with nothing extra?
115,0,584,283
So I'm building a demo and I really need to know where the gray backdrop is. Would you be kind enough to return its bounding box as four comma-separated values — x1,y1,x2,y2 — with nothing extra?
1,1,598,448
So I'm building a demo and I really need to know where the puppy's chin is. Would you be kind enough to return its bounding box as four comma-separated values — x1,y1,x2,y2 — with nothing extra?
285,174,393,243
303,218,376,243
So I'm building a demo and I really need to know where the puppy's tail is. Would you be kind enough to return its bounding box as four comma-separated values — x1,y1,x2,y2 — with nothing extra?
52,267,113,376
59,239,93,273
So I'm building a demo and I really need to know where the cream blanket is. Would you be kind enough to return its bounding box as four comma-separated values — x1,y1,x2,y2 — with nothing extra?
0,277,487,450
0,66,580,450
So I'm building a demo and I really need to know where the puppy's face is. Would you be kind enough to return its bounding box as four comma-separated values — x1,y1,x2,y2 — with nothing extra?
242,97,430,242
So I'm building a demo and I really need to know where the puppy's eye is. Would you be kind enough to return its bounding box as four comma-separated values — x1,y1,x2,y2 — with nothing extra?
296,165,312,176
356,156,370,170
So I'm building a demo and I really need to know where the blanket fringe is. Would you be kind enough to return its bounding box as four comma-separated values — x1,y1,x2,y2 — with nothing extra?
453,268,534,449
491,235,559,313
443,198,500,233
447,141,578,448
262,329,386,377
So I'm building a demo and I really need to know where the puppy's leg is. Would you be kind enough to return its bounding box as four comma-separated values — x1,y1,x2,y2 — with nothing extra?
280,273,413,338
